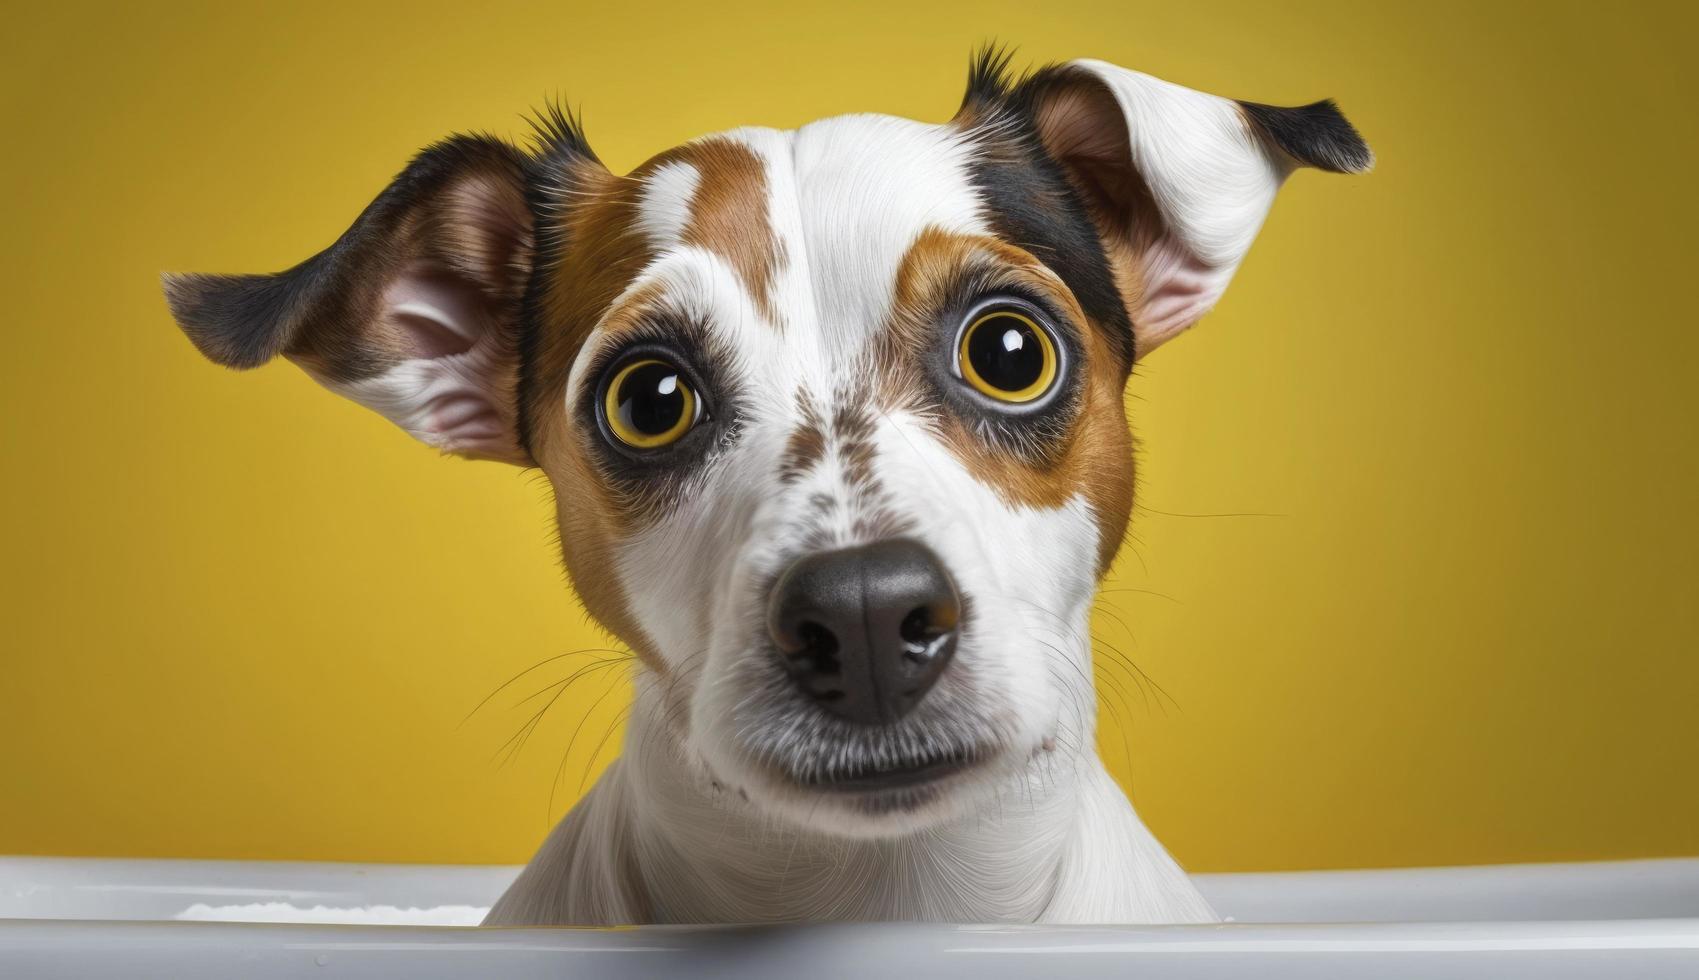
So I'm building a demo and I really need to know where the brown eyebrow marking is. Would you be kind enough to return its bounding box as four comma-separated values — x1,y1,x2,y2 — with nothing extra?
675,137,785,328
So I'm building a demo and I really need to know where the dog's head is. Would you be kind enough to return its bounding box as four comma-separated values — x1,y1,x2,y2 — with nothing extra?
165,53,1368,837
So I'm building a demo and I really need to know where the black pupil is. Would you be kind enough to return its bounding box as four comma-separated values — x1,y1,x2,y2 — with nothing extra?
615,361,687,436
967,314,1045,392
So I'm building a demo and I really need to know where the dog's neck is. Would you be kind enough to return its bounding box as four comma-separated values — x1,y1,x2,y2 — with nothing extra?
487,674,1217,926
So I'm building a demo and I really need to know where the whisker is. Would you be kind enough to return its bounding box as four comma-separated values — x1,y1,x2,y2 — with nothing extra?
510,656,631,710
1094,587,1182,604
489,657,629,767
1135,505,1284,519
549,668,631,820
460,647,632,727
578,703,633,796
1090,633,1180,714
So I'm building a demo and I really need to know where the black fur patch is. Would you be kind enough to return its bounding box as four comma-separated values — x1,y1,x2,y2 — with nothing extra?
162,253,330,371
1238,99,1374,174
957,49,1373,366
525,97,601,173
959,43,1019,116
162,135,530,383
958,51,1139,366
516,100,602,457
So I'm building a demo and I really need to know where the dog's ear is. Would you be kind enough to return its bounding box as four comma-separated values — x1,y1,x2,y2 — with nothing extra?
1012,60,1371,358
163,135,536,465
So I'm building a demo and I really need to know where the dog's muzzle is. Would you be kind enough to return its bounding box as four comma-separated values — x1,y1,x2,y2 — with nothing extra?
766,538,960,725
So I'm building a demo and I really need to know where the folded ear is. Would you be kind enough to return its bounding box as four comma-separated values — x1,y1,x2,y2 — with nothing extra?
1013,59,1371,357
163,135,536,464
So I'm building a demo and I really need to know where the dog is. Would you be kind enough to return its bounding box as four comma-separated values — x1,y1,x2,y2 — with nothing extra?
163,49,1369,926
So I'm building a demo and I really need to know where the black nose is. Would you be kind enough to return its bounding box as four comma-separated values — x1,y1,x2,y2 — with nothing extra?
767,538,961,725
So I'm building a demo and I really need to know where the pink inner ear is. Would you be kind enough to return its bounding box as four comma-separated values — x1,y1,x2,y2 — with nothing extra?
385,267,488,359
1032,85,1241,356
1134,239,1228,353
334,265,524,463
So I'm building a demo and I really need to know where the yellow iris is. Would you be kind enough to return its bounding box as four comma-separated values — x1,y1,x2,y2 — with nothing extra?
958,309,1057,403
603,358,698,449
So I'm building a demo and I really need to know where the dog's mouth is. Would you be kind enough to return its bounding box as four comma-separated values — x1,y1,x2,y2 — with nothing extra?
788,743,987,794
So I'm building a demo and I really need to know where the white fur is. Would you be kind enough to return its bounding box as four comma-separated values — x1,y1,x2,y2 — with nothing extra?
788,115,988,358
1064,61,1292,348
633,160,701,249
1072,61,1290,268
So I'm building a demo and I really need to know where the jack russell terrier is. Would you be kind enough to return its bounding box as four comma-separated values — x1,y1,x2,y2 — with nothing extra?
164,50,1370,926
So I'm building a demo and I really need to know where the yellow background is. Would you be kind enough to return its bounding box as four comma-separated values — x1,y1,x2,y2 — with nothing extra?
3,1,1696,872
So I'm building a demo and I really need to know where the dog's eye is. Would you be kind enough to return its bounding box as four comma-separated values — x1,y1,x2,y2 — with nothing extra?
956,306,1059,403
601,358,701,449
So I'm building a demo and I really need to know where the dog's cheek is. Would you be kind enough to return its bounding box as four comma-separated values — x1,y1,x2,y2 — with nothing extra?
615,441,777,678
628,427,802,766
549,453,668,674
1077,318,1137,576
617,501,718,676
961,492,1102,743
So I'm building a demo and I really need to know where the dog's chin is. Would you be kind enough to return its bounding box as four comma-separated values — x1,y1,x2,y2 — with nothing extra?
730,741,1030,838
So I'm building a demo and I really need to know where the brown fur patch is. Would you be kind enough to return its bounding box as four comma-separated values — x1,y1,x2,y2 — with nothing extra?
526,162,654,428
524,136,792,672
882,227,1136,576
778,391,827,485
525,158,670,672
523,136,795,672
675,138,784,327
832,393,880,491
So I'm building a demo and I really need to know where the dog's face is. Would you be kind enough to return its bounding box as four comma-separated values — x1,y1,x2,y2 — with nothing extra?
530,115,1139,833
166,54,1368,837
